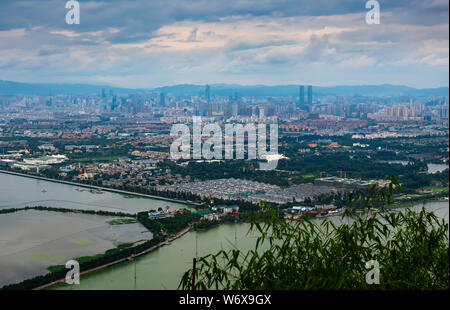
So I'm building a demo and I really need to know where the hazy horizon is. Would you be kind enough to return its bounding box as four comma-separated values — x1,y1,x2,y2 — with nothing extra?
1,79,449,90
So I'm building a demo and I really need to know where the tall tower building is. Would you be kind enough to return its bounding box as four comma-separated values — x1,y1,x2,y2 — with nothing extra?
205,85,212,116
160,92,166,107
205,85,211,103
298,85,305,106
232,102,238,117
307,85,313,105
259,107,265,119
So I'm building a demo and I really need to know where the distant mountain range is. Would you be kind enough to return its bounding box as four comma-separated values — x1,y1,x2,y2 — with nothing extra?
0,80,138,96
153,84,450,97
0,80,448,97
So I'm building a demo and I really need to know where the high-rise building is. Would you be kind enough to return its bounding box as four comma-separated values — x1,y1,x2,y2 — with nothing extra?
307,85,312,105
232,103,238,117
160,93,166,107
439,104,449,119
384,105,417,120
412,102,425,115
205,85,211,103
298,85,305,106
194,104,200,116
259,107,265,119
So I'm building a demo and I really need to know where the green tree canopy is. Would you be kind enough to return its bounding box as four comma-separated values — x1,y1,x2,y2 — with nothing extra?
179,176,449,290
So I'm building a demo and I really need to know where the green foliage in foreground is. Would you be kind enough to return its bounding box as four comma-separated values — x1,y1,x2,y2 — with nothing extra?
179,176,449,290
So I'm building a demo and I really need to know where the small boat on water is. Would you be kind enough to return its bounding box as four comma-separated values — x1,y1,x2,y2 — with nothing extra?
41,189,47,193
89,189,104,194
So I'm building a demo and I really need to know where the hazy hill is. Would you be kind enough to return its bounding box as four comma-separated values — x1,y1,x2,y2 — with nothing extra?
0,80,138,96
0,80,448,97
154,84,449,97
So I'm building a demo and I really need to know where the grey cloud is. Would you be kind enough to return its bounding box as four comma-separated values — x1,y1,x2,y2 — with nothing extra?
1,0,444,44
226,40,299,53
0,0,447,88
187,27,198,42
38,46,68,56
301,35,332,62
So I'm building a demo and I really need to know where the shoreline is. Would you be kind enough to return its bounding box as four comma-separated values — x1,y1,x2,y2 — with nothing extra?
392,198,446,208
0,169,201,206
33,223,194,290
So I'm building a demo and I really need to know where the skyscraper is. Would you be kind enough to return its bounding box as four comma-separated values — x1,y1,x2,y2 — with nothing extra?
298,85,304,106
205,85,211,103
232,103,238,117
259,107,265,119
307,85,312,105
160,92,166,107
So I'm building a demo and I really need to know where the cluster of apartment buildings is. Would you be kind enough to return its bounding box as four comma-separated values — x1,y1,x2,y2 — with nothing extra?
158,178,342,205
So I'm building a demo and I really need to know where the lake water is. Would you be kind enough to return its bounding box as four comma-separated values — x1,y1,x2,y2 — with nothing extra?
51,222,259,290
0,210,152,286
0,172,187,213
0,171,186,287
375,162,448,174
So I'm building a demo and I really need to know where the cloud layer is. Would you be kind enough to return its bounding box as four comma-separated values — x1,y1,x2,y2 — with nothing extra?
0,0,448,88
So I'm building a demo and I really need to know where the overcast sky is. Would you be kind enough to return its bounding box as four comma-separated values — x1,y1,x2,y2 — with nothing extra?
0,0,448,88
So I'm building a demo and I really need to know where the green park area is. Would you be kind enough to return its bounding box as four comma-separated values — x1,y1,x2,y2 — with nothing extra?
106,218,138,225
418,186,449,193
